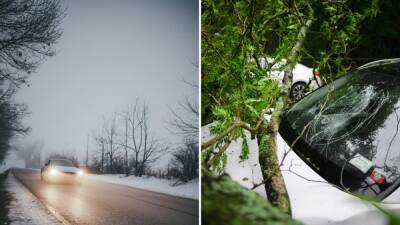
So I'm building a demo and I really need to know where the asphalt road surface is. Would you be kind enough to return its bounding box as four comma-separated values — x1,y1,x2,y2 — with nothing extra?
12,168,198,225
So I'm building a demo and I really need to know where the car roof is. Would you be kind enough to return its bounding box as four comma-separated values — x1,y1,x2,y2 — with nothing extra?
49,158,72,162
358,58,400,70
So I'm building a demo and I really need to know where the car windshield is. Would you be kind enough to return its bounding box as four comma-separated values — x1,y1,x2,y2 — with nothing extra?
51,159,74,167
281,62,400,198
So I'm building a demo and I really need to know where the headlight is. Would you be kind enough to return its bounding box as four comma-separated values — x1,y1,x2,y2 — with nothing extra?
49,168,59,175
77,170,84,176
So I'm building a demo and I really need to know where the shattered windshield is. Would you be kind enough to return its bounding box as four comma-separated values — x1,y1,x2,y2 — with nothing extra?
282,63,400,197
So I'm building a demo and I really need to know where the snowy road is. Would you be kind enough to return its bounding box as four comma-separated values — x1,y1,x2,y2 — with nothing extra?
12,168,198,225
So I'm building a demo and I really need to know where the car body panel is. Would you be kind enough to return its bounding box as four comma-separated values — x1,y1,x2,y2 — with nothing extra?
277,134,375,224
384,188,400,203
261,57,323,92
252,57,323,100
277,134,400,225
277,59,400,224
276,63,313,84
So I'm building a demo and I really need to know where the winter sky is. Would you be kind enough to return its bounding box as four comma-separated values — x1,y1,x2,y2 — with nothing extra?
12,0,199,167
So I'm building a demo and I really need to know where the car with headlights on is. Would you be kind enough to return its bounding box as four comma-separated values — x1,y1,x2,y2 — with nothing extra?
278,59,400,225
40,158,84,184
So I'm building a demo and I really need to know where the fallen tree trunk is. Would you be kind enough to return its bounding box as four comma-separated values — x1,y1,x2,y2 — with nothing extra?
202,169,302,225
257,7,314,214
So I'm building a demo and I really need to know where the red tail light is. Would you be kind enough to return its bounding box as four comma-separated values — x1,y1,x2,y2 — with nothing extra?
313,70,320,77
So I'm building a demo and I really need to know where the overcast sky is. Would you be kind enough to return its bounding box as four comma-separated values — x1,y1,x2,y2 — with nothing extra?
13,0,198,167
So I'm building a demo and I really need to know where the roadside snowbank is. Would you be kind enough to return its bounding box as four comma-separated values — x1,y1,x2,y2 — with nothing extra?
86,174,199,200
0,151,25,174
6,173,62,225
0,165,8,175
202,124,267,198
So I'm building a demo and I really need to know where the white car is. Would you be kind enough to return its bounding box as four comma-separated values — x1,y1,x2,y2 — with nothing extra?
278,58,400,225
40,158,84,184
258,57,323,101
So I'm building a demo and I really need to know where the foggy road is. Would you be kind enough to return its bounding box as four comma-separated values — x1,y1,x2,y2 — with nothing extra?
12,168,198,225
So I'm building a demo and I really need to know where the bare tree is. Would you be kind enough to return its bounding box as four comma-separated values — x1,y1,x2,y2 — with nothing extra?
120,109,131,176
90,101,166,176
0,84,30,162
167,76,199,182
92,130,107,173
0,0,64,87
170,140,198,183
85,134,89,167
102,115,119,173
168,96,199,143
128,100,165,177
0,0,64,164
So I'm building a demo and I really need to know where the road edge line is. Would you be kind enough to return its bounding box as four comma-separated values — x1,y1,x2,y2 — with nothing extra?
10,169,73,225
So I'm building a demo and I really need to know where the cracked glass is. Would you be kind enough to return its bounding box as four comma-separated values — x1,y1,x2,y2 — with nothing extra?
283,62,400,197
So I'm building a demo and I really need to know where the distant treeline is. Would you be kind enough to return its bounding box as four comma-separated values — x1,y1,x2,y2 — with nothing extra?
86,99,198,183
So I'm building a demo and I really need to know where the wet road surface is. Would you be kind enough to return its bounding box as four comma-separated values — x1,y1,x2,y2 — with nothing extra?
12,168,198,225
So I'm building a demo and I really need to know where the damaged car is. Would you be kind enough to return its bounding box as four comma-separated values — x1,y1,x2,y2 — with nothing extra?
278,58,400,225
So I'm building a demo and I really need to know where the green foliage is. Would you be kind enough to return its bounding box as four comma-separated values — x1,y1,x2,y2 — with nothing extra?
351,192,400,225
201,0,381,218
302,0,384,79
303,0,374,80
202,0,300,127
202,0,378,170
202,169,302,225
348,0,400,66
201,1,307,172
377,205,400,225
239,134,250,162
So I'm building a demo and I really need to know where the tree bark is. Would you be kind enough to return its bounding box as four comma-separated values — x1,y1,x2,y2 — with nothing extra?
101,142,104,173
257,9,314,214
202,169,301,225
124,118,129,176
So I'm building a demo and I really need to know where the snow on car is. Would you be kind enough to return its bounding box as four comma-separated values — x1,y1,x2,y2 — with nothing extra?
40,158,84,184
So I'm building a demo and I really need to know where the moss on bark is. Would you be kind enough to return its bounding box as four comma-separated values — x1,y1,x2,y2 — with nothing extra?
202,169,302,225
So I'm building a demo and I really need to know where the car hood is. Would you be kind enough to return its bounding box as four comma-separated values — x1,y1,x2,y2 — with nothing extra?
53,166,80,173
277,134,387,225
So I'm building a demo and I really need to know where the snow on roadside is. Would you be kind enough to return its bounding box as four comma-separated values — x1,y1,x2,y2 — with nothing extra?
86,174,199,200
202,124,267,198
0,151,25,175
0,165,8,175
6,173,62,225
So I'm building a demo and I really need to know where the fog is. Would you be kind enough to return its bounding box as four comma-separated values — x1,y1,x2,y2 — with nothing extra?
10,0,198,168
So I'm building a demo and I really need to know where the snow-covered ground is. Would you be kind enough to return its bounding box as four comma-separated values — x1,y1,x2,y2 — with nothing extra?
201,124,267,198
86,174,199,200
0,165,8,175
0,151,25,175
6,173,62,225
